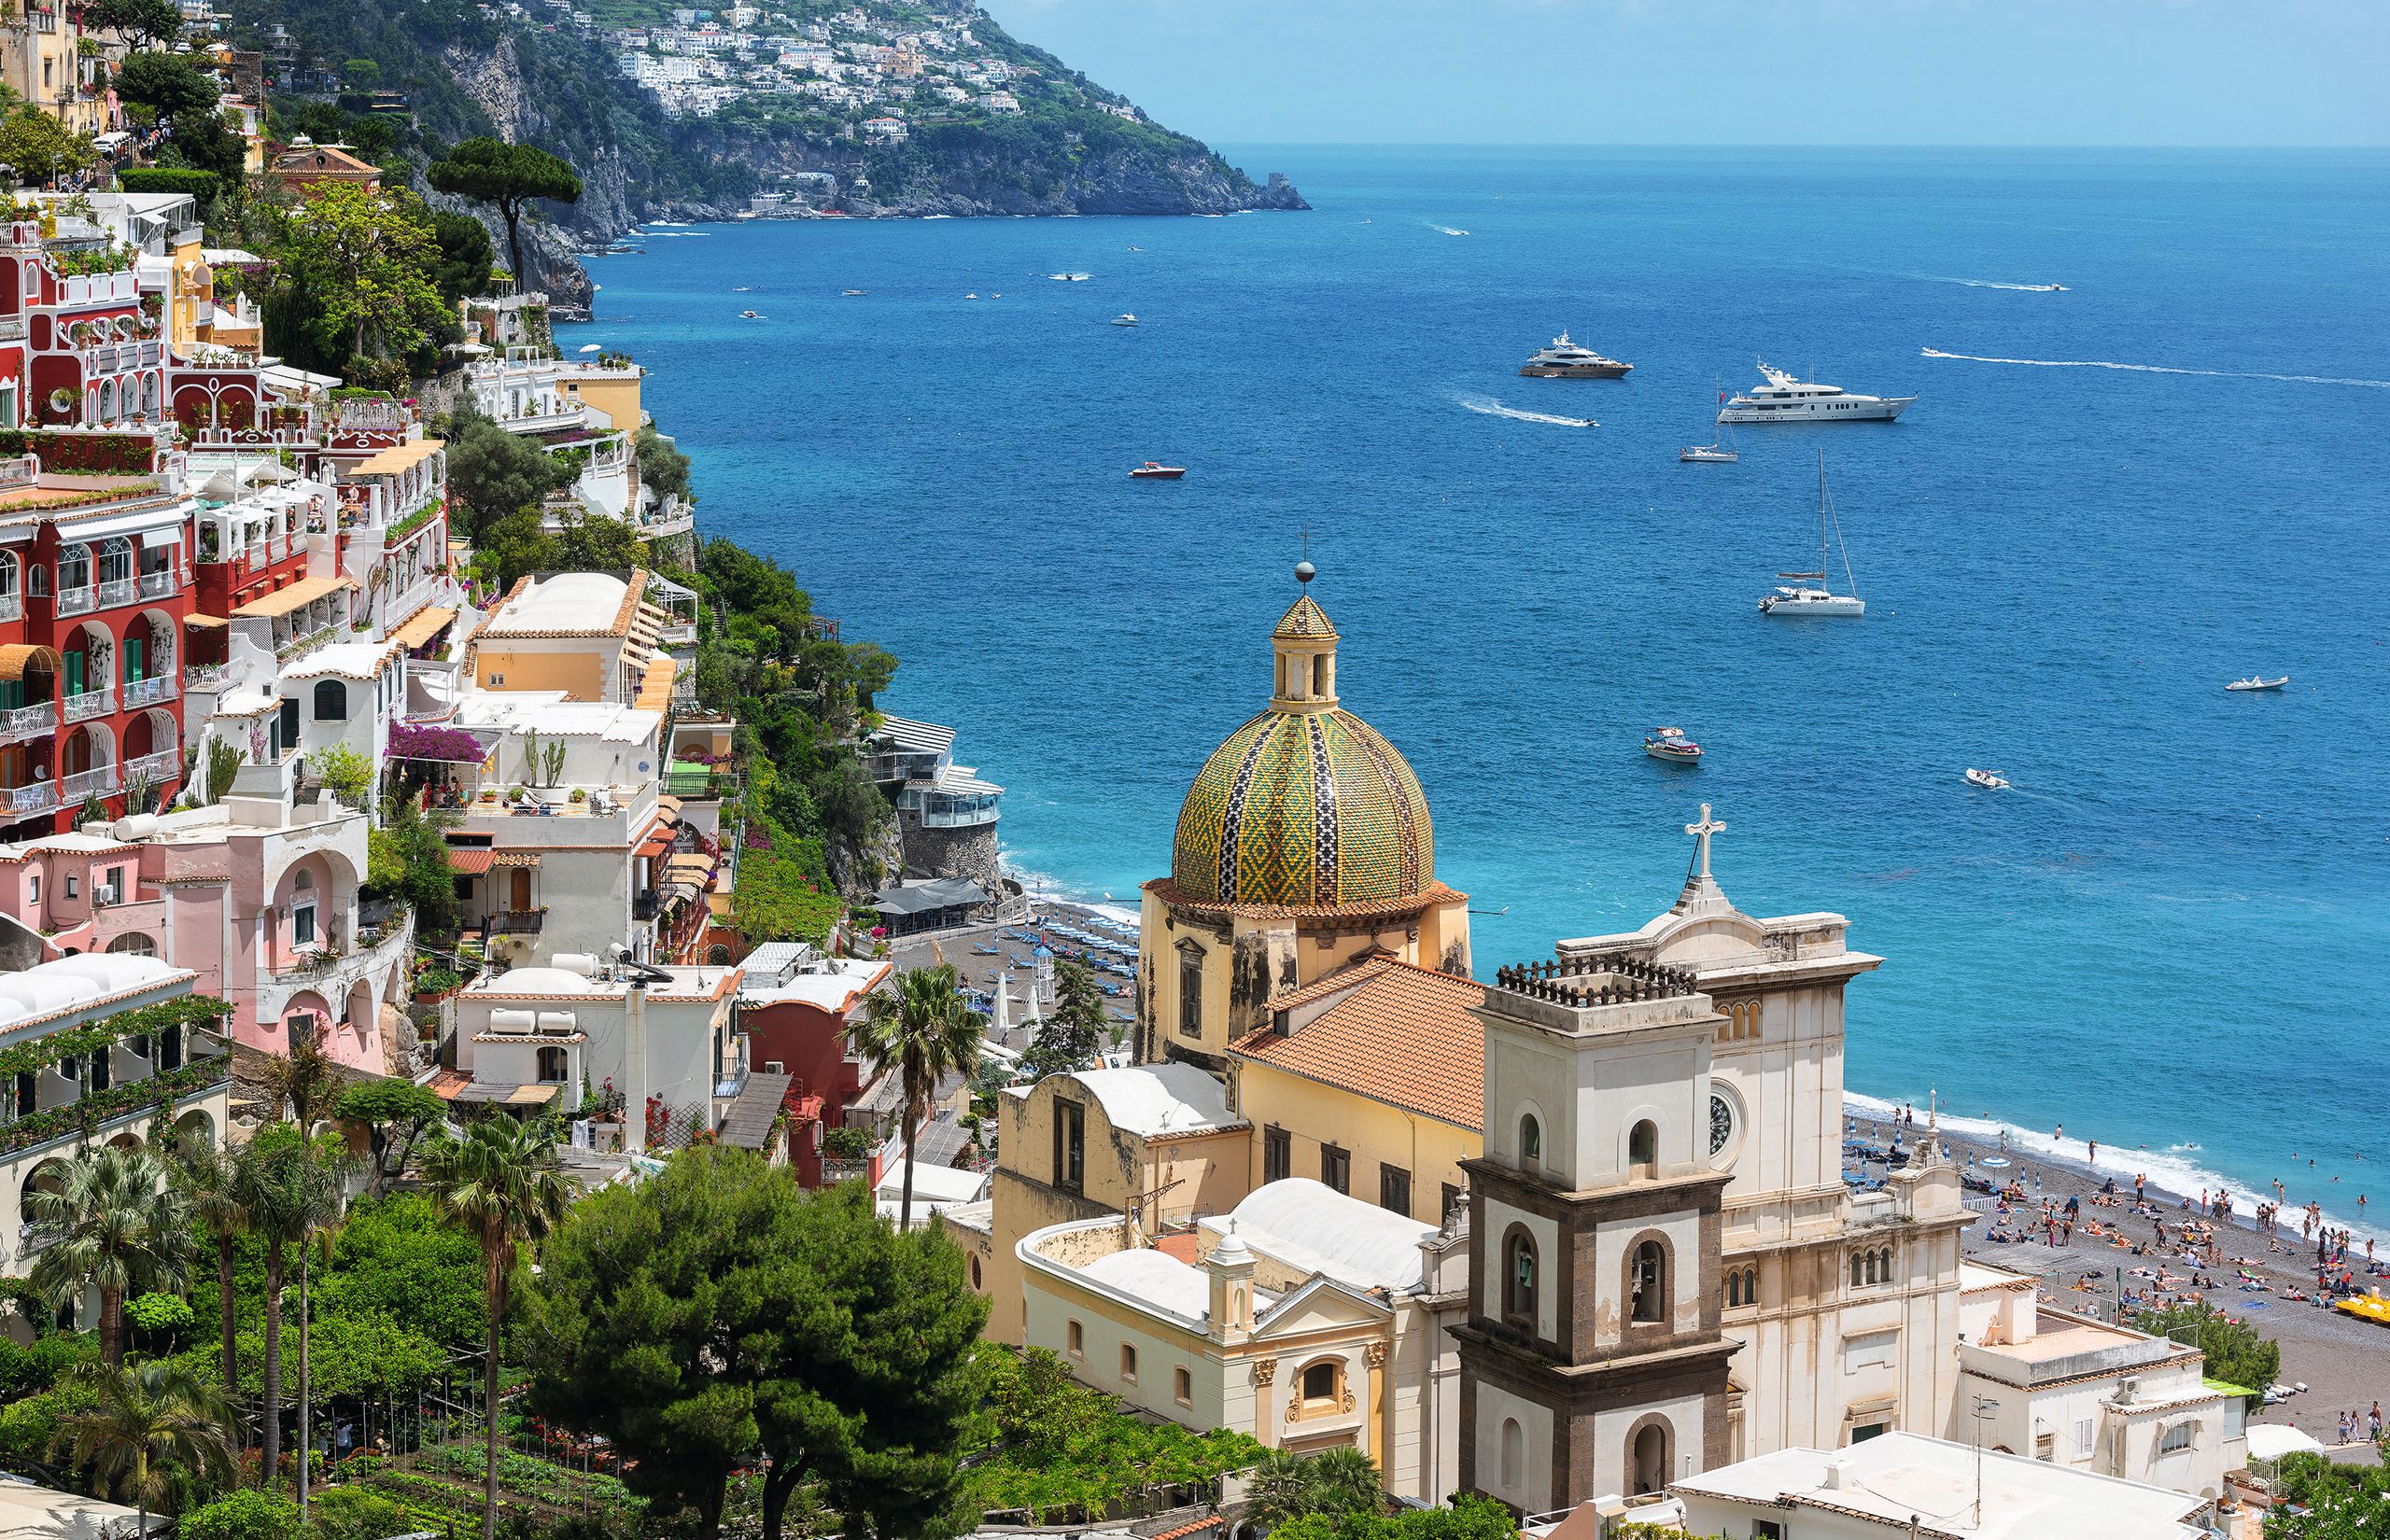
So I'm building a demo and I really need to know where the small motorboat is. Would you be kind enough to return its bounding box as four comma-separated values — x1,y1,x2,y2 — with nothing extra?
1644,726,1703,763
1130,462,1186,480
1963,768,2011,790
1680,444,1739,463
737,310,761,319
965,291,979,299
2225,675,2288,693
1110,314,1138,327
840,288,865,296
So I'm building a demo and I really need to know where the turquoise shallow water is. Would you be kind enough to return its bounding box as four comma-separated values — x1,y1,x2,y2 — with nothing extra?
576,147,2390,1225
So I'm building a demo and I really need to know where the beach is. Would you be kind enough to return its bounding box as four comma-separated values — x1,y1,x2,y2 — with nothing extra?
1851,1106,2390,1458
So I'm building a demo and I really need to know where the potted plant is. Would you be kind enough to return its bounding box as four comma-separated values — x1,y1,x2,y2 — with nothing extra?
569,787,585,804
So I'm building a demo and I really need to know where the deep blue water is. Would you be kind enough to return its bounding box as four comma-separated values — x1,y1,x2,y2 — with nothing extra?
575,147,2390,1225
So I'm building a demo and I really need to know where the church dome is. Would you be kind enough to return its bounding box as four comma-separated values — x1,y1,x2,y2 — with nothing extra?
1170,575,1434,908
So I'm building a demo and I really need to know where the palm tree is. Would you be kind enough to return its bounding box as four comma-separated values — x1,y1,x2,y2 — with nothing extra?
27,1144,190,1368
851,961,984,1230
171,1141,249,1393
233,1136,346,1497
52,1361,238,1536
260,1029,342,1128
1246,1445,1385,1529
291,1142,355,1513
422,1115,573,1540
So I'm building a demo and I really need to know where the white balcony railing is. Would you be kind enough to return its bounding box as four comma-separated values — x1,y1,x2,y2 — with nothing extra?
63,688,115,722
56,586,93,616
135,570,175,600
121,676,174,708
182,663,228,693
0,593,18,623
0,782,56,815
122,749,178,785
95,577,134,609
0,702,55,741
60,764,119,802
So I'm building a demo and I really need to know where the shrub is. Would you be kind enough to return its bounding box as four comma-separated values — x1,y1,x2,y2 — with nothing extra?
118,166,220,213
177,1489,303,1540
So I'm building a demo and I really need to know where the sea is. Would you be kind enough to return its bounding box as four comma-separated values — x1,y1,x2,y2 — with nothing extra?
571,147,2390,1230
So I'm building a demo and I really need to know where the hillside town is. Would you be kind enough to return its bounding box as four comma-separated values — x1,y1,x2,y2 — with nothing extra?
610,5,1073,128
0,5,2369,1540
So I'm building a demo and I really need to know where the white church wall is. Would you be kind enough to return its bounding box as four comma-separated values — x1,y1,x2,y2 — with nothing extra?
1592,1391,1706,1496
1473,1383,1554,1515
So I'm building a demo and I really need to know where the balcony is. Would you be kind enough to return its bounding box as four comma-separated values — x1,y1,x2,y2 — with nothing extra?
0,783,57,816
135,570,176,600
276,623,342,664
0,594,17,623
57,586,93,616
0,702,53,744
122,749,178,786
0,1049,231,1162
63,688,115,723
183,662,228,693
95,577,134,609
121,675,176,709
487,909,546,935
60,764,120,802
632,891,659,921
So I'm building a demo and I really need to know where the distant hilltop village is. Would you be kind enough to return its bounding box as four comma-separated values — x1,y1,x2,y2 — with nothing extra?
609,4,1079,130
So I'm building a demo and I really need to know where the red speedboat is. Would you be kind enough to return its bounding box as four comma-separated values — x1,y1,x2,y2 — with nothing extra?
1130,462,1187,480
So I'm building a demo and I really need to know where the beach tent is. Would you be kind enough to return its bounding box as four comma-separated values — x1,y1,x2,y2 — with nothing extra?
2243,1424,2326,1462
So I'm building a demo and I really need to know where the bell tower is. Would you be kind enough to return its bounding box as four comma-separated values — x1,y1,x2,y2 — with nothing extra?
1455,953,1736,1513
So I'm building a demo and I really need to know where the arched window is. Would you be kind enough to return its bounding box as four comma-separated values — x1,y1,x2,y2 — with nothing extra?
1629,1239,1666,1324
58,544,90,593
1628,1118,1658,1174
1504,1229,1538,1325
312,679,346,721
1850,1251,1866,1289
537,1045,568,1083
1499,1418,1523,1490
1631,1422,1668,1496
1519,1113,1540,1164
0,552,17,599
1297,1358,1343,1413
105,932,154,958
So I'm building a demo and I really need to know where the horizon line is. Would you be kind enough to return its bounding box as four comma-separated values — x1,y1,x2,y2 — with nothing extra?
1199,140,2390,152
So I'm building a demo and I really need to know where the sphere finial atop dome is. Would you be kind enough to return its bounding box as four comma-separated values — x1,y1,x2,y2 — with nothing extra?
1295,558,1314,584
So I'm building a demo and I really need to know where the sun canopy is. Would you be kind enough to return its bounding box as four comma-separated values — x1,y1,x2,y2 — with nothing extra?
0,644,59,680
231,574,354,621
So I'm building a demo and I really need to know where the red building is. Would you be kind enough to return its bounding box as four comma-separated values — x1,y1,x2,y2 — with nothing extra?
0,219,202,838
735,949,891,1187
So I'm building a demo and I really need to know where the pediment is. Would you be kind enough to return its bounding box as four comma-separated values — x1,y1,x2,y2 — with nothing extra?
1252,1276,1393,1337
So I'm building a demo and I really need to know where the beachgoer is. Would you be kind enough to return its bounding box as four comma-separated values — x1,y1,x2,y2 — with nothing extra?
2089,1140,2098,1164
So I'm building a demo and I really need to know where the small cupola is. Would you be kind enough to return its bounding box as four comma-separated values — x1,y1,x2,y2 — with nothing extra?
1269,560,1339,713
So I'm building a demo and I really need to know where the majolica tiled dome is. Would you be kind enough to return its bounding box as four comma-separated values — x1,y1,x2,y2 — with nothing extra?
1170,585,1435,908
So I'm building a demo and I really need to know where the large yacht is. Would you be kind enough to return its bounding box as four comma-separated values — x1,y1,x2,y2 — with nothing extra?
1718,358,1913,424
1519,331,1633,378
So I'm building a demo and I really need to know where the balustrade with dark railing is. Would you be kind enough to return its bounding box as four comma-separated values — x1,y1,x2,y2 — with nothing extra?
1490,953,1700,1007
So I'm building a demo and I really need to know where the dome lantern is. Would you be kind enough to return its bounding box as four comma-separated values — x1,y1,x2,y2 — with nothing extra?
1270,561,1339,715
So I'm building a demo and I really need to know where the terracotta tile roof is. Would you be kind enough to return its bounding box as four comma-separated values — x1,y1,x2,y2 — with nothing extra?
1146,1518,1224,1540
1144,876,1466,923
1230,957,1485,1130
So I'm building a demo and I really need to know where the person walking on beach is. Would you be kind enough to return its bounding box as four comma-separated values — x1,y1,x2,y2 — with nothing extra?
2088,1139,2098,1165
2372,1403,2383,1441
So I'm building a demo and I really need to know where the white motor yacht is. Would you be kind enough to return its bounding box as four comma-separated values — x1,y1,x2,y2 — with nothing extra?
1719,358,1914,424
1759,454,1866,617
1520,331,1633,378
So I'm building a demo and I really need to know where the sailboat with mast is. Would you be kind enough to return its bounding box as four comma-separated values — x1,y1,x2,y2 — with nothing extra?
1681,377,1739,463
1758,453,1865,617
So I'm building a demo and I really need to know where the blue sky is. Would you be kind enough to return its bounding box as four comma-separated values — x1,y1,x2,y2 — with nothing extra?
981,0,2388,147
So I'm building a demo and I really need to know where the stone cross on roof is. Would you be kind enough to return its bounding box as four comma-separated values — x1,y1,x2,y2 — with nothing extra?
1684,803,1726,879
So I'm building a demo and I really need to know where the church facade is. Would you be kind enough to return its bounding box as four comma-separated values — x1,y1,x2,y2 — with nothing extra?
1457,812,1968,1513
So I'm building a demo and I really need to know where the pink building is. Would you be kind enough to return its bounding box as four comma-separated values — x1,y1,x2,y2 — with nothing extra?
0,788,411,1072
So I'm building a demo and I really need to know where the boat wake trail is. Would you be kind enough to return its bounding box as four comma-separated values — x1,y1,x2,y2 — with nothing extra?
1921,347,2390,389
1427,224,1469,236
1456,395,1596,428
1919,275,2066,292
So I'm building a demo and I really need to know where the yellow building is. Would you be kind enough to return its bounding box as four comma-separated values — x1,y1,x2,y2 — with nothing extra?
978,1061,1250,1344
0,9,111,134
561,362,645,434
466,568,670,703
1230,955,1484,1228
1139,566,1471,1072
974,567,1488,1360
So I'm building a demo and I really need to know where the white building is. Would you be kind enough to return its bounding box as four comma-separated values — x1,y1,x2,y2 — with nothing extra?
1669,1431,2213,1540
1955,1261,2239,1503
443,959,742,1148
